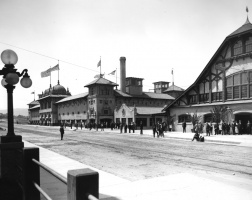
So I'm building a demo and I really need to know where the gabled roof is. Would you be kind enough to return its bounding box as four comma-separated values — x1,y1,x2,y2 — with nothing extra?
227,17,252,38
162,17,252,112
27,100,39,106
29,105,40,110
164,85,184,92
84,77,118,87
56,92,88,104
114,90,174,100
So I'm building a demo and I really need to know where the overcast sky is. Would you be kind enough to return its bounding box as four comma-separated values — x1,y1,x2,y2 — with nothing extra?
0,0,251,110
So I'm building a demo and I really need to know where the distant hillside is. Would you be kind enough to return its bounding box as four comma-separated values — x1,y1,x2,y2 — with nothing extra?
0,108,28,116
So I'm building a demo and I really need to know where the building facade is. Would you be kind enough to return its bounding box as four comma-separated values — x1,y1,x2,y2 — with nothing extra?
163,17,252,133
28,57,177,128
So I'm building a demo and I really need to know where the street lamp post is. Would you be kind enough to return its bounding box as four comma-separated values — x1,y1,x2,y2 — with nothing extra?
0,49,32,199
0,49,32,138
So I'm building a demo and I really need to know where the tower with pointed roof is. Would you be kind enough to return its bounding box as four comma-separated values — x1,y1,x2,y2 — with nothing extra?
84,76,118,124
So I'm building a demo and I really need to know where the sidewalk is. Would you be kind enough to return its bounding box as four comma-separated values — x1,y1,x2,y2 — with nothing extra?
24,139,252,200
65,126,252,147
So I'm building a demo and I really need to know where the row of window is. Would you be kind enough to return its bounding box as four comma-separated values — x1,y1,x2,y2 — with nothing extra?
58,110,111,116
233,37,252,56
189,71,252,103
40,102,51,109
126,79,142,86
59,111,85,116
154,84,169,89
116,99,164,106
90,88,111,95
226,71,252,99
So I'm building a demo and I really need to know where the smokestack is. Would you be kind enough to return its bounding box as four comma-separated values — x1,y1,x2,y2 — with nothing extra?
120,57,126,93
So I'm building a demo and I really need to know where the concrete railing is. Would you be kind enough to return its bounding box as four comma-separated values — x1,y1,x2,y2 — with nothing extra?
23,147,99,200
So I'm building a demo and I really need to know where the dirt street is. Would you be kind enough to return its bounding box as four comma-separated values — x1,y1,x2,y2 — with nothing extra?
1,124,252,191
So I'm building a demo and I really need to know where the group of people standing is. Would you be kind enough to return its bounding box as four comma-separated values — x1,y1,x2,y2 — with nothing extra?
189,120,252,141
152,121,167,138
119,122,137,133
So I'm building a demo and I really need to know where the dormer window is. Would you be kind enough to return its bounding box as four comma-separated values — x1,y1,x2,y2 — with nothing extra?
233,40,243,56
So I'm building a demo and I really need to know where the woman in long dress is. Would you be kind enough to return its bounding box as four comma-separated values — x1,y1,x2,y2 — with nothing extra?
235,121,238,135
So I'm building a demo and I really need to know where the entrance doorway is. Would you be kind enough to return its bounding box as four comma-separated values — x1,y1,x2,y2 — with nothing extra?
235,113,252,134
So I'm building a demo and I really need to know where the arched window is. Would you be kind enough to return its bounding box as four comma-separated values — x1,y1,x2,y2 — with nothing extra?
226,70,252,100
245,37,252,53
233,40,243,56
178,114,191,123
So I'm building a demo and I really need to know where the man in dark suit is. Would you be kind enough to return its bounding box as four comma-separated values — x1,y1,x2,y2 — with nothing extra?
182,120,186,133
140,121,143,135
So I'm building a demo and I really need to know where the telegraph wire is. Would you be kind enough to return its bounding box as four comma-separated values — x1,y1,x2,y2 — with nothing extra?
0,41,99,73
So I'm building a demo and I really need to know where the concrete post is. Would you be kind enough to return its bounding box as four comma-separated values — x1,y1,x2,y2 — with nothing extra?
0,136,24,200
23,147,40,200
67,168,99,200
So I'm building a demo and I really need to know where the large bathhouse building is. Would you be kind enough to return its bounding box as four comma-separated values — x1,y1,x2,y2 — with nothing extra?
28,57,183,128
163,16,252,133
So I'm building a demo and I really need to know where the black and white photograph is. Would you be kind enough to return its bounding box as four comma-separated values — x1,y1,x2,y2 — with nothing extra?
0,0,252,199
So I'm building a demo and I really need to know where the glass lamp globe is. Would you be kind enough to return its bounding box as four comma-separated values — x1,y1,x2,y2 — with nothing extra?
5,73,19,85
1,78,7,87
20,76,32,88
1,49,18,65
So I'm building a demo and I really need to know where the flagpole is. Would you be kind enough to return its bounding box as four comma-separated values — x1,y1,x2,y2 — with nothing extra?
116,68,117,89
34,91,35,101
50,66,52,88
100,56,101,77
172,68,174,86
58,60,59,84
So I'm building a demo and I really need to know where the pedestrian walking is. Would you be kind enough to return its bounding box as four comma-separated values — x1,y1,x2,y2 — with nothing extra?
247,121,251,134
182,120,186,133
60,125,64,140
152,123,156,137
238,120,242,135
227,123,231,135
140,121,143,135
219,121,222,135
124,123,128,133
231,121,235,135
120,123,123,133
132,122,135,133
234,121,239,134
159,123,164,137
206,122,210,136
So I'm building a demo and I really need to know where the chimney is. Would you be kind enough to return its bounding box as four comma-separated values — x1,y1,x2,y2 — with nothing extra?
120,57,126,93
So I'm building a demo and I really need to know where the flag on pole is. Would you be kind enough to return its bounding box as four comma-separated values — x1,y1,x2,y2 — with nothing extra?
97,59,101,67
50,64,59,72
31,92,35,94
41,68,51,78
108,70,116,75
